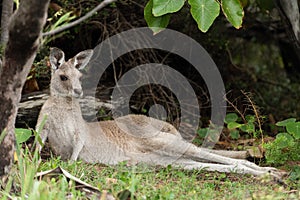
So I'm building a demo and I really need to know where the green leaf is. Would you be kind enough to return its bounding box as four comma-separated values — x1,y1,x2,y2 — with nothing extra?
275,133,294,149
240,123,255,133
276,118,297,127
221,0,244,29
144,0,171,34
245,115,255,123
52,11,76,30
286,122,300,139
15,128,32,144
188,0,220,32
224,113,238,123
230,129,240,139
227,121,242,129
153,0,185,16
197,128,208,138
276,132,294,141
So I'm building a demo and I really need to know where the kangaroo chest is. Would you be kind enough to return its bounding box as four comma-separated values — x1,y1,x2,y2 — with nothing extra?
43,98,86,159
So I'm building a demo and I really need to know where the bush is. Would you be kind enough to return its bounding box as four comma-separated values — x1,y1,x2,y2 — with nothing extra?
264,118,300,165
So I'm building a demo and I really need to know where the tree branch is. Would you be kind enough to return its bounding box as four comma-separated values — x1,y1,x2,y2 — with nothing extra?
42,0,118,37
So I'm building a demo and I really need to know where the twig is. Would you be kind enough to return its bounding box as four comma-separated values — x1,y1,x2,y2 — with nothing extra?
241,91,264,143
225,91,246,123
42,0,118,37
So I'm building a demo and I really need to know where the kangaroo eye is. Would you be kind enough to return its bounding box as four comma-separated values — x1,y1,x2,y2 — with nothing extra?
60,75,68,81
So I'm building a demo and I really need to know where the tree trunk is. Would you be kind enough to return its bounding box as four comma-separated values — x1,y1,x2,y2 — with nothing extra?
278,0,300,43
0,0,14,72
0,0,50,178
0,0,14,46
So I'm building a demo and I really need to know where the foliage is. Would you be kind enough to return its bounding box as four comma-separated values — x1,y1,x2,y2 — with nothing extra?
15,128,32,144
144,0,171,34
264,118,300,165
43,10,77,45
0,146,83,199
144,0,244,33
194,112,262,146
0,128,40,199
224,113,262,139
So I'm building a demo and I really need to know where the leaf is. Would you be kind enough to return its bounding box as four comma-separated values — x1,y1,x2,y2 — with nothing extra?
52,11,76,30
15,128,32,144
197,128,208,138
245,115,255,123
286,122,300,139
153,0,185,16
240,123,255,133
230,129,240,139
276,118,296,127
227,121,242,129
188,0,220,32
224,113,238,123
276,132,294,141
144,0,171,34
275,133,294,149
36,167,113,199
221,0,244,29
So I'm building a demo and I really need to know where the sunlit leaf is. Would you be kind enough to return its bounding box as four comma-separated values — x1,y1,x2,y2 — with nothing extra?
15,128,32,144
276,118,296,126
153,0,185,16
221,0,244,29
188,0,220,32
227,121,242,129
144,0,171,34
52,11,76,30
286,122,300,139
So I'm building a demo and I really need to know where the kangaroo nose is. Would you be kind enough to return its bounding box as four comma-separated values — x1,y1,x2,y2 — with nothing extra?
74,88,83,96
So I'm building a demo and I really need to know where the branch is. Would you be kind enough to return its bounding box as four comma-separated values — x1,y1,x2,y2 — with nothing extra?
42,0,118,37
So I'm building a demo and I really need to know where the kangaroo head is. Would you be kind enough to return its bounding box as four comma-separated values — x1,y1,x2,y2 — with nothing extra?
49,47,93,98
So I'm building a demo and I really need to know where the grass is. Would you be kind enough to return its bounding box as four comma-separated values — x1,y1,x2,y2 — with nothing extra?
1,151,300,200
1,128,300,200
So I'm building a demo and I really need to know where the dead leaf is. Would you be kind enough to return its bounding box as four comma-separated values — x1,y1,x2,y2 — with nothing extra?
36,167,115,200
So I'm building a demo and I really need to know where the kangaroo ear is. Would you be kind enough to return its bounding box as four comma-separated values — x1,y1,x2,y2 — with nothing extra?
50,47,65,70
73,49,93,70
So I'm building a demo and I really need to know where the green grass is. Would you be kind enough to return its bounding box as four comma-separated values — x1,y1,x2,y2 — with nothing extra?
1,143,300,200
2,155,299,200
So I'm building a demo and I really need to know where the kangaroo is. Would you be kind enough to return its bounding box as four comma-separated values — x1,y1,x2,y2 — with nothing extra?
36,48,283,178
